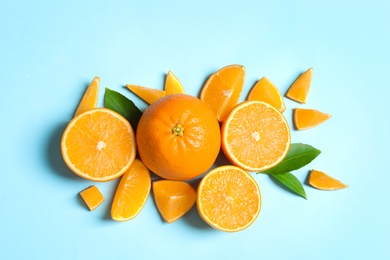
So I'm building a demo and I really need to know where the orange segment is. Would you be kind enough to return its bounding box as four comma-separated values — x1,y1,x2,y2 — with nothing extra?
200,64,245,122
285,68,313,104
164,71,185,95
309,170,348,190
111,159,151,221
61,108,136,182
74,76,100,117
293,108,331,130
247,77,286,113
197,165,261,232
152,180,196,223
126,84,166,104
221,101,290,172
79,185,104,211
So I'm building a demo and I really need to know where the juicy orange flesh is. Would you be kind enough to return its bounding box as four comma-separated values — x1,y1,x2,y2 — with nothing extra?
111,159,151,220
79,185,104,211
285,68,313,103
64,111,134,179
153,180,196,223
126,84,166,104
309,170,348,190
247,77,285,113
198,167,260,231
165,71,185,95
294,108,331,130
74,77,100,117
224,102,290,170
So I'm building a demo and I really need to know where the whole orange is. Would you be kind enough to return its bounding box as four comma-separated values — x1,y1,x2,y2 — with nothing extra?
136,94,221,181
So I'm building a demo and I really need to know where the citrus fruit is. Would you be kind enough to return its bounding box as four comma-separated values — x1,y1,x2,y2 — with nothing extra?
285,67,313,104
200,64,245,122
221,101,290,172
165,71,185,95
79,185,104,211
153,180,196,223
111,159,151,221
61,108,136,182
136,94,221,181
197,165,261,232
247,77,286,113
308,170,348,190
74,76,100,117
293,108,331,130
126,84,166,104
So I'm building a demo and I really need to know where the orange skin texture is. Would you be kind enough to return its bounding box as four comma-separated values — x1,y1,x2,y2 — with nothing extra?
136,94,221,181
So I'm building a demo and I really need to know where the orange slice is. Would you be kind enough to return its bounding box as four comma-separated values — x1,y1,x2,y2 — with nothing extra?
79,185,104,211
164,71,185,95
61,108,136,182
152,180,196,223
200,64,245,122
247,77,286,113
308,170,348,190
197,165,261,232
74,76,100,117
293,108,331,130
111,159,151,221
126,84,166,104
221,101,290,172
285,68,313,104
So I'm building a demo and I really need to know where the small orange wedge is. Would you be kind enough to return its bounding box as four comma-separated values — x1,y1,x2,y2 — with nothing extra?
126,84,166,104
111,159,151,221
197,165,261,232
285,68,313,104
308,170,348,190
152,180,196,223
293,108,331,130
247,77,286,113
200,64,245,122
79,185,104,211
74,76,100,117
164,71,185,95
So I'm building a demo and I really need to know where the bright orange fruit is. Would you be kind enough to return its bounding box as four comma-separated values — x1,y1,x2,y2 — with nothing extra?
221,101,290,172
79,185,104,211
126,84,166,104
136,94,221,181
197,165,261,232
153,180,196,223
61,108,136,182
309,170,348,190
74,76,100,117
293,108,331,130
200,64,245,122
285,68,313,104
164,71,185,95
247,77,286,113
111,159,151,221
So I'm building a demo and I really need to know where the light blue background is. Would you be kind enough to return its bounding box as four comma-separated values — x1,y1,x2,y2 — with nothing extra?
1,0,389,259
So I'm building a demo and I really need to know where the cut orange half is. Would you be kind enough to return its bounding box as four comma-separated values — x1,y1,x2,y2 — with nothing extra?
152,180,196,223
285,68,313,104
111,159,151,221
197,165,261,232
164,71,185,95
126,84,166,104
308,170,348,190
222,101,290,172
293,108,331,130
61,108,136,182
74,76,100,117
200,64,245,122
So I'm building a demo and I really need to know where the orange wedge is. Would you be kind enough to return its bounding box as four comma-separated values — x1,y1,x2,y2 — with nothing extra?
197,165,261,232
221,101,290,172
293,108,331,130
126,84,166,104
74,76,100,117
79,185,104,211
111,159,151,221
285,68,313,103
247,77,286,113
200,64,245,122
308,170,348,190
152,180,196,223
164,71,185,95
61,108,136,182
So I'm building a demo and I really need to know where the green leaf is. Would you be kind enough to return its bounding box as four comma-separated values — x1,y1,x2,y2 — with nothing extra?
270,172,307,199
261,143,321,174
104,88,143,130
